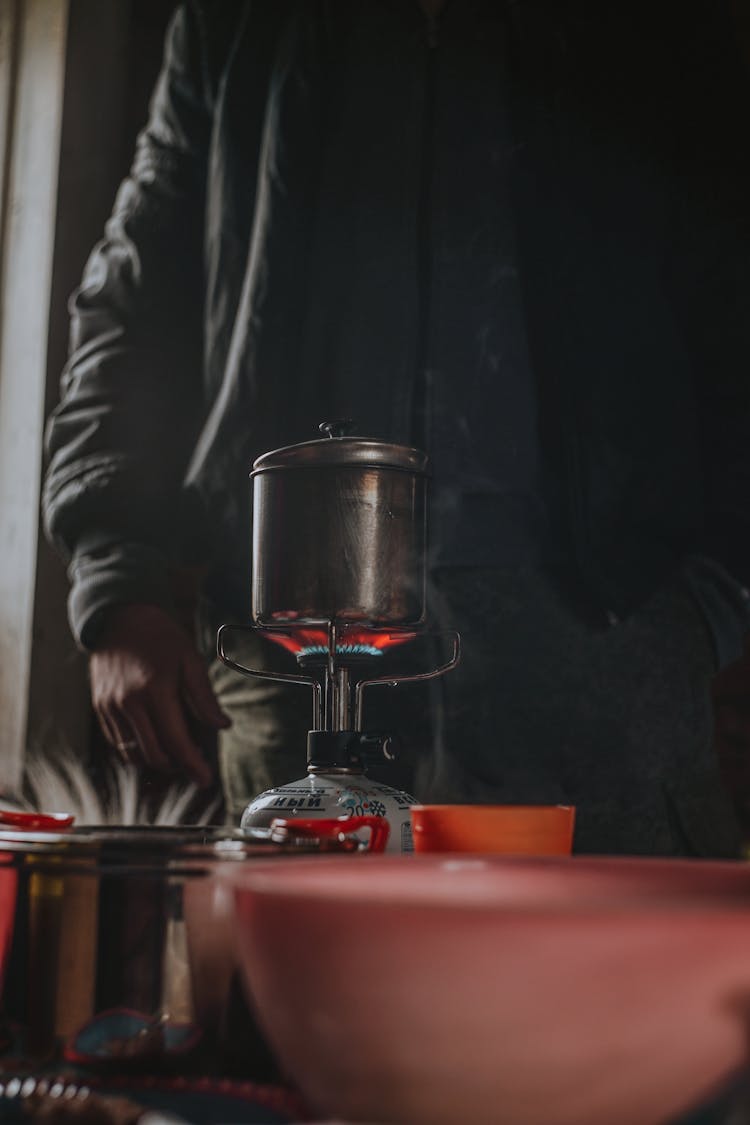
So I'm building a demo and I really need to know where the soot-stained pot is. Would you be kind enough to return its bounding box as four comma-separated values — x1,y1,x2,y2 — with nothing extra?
251,421,428,627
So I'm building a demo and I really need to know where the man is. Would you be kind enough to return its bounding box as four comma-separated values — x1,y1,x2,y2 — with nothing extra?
44,0,750,851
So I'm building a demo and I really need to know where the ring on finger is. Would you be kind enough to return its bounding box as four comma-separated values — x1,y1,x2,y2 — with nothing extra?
115,739,139,753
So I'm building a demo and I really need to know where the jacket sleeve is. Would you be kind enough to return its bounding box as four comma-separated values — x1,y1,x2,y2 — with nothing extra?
43,3,212,649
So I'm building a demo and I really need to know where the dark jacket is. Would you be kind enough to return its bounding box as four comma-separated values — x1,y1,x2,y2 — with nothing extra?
44,0,750,652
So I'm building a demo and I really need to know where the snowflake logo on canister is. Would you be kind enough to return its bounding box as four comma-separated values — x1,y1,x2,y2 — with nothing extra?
338,788,387,818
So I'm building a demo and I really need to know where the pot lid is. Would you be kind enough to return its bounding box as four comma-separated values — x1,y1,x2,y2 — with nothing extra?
0,823,362,869
252,421,429,474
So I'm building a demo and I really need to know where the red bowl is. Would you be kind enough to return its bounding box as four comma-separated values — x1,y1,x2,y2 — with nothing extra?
226,855,750,1125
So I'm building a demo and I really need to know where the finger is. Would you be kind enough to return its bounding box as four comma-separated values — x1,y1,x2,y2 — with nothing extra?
147,693,213,788
181,652,232,729
97,704,135,765
118,703,173,774
94,704,120,750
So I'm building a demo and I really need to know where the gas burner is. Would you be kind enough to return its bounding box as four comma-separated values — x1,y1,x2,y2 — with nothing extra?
217,422,461,852
259,626,418,664
302,643,382,658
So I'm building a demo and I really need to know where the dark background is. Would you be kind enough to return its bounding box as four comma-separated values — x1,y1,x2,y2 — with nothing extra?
30,1,750,781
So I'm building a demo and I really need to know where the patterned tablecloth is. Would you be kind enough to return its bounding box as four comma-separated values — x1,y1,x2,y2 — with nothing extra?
0,1071,310,1123
0,1065,743,1123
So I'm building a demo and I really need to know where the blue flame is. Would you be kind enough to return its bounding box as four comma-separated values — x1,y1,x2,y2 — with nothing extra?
299,643,384,658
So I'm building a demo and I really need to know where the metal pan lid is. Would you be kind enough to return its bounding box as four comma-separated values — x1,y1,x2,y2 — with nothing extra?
252,421,429,474
0,820,375,867
0,824,355,865
0,825,252,863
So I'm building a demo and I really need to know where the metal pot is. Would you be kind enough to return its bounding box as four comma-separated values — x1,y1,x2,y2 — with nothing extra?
251,421,428,626
0,819,383,1076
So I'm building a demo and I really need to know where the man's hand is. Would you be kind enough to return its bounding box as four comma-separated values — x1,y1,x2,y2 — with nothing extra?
90,603,231,788
713,635,750,831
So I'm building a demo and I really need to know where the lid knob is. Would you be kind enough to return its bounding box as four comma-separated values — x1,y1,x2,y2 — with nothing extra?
319,419,356,440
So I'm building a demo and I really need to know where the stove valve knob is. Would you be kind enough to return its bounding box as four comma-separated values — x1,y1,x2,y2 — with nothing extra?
360,731,401,768
382,735,398,762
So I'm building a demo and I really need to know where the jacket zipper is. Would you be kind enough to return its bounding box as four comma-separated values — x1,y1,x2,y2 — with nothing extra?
426,12,438,49
411,11,439,450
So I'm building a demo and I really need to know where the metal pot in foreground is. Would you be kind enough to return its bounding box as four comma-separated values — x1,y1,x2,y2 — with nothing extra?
0,819,384,1076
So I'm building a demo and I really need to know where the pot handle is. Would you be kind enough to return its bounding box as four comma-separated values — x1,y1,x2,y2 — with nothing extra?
217,624,323,728
270,815,390,853
354,630,461,728
319,419,355,439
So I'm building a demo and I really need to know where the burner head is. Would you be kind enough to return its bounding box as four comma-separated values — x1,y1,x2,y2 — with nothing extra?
260,626,417,666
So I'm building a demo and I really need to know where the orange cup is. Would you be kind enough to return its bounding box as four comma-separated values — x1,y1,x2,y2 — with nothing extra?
410,804,575,856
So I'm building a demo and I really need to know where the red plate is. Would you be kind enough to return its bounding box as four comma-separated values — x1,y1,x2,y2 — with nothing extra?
0,810,74,831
